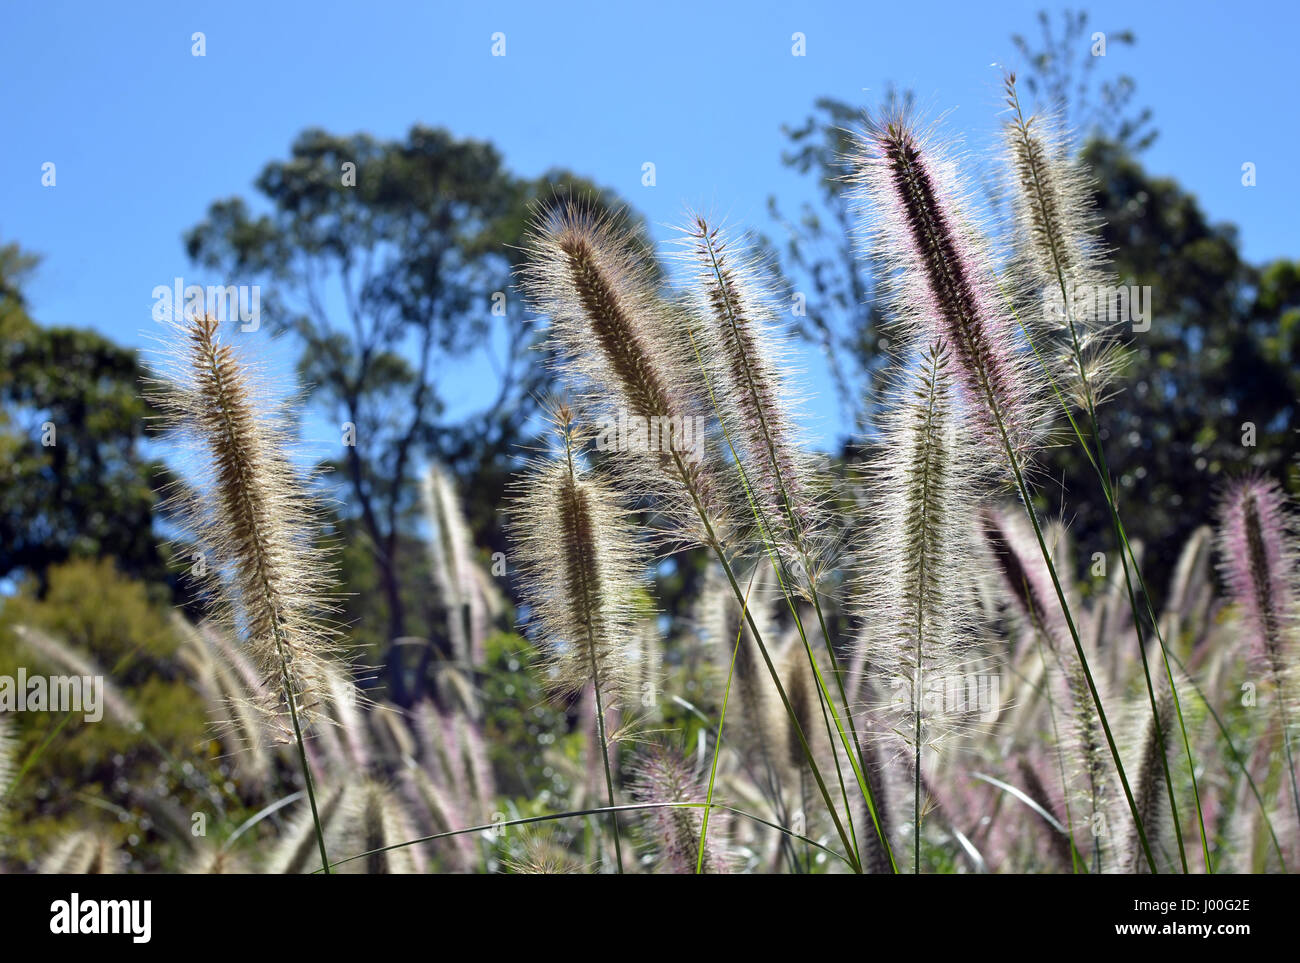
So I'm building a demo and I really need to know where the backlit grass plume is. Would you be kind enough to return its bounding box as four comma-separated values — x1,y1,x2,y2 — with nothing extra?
148,315,339,731
852,109,1048,465
422,462,489,668
14,625,140,728
1002,72,1121,409
502,830,587,875
698,565,781,787
1216,477,1298,682
861,341,979,871
630,744,730,874
520,202,732,550
1216,475,1300,828
336,779,423,875
182,844,250,875
679,215,820,567
266,784,349,874
509,402,652,871
509,405,648,706
148,313,340,871
1125,671,1177,874
41,831,118,874
856,108,1153,868
174,615,273,786
1002,74,1205,869
523,204,873,868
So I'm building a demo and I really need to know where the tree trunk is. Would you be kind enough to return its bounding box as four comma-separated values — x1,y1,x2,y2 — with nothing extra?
381,557,408,705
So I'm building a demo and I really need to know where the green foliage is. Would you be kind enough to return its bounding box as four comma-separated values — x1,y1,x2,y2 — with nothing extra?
1048,141,1299,591
0,248,167,588
0,560,212,870
480,630,570,802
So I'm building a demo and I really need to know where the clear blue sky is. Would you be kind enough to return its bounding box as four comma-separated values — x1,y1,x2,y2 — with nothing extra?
2,0,1295,449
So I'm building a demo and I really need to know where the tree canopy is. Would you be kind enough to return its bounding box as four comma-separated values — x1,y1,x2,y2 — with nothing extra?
0,246,166,589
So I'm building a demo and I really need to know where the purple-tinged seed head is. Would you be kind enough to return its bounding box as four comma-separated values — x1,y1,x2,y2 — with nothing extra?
853,110,1049,466
1216,476,1297,675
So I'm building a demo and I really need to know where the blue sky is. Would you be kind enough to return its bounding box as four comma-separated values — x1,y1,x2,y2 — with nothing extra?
2,0,1295,449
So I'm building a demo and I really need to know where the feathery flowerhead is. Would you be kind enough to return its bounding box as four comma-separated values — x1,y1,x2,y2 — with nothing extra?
14,625,139,728
266,783,349,874
183,844,250,875
502,830,587,874
677,214,821,568
629,744,729,873
176,615,276,784
852,109,1048,465
779,632,830,776
697,563,781,772
422,462,489,668
1216,476,1298,676
337,779,422,875
41,831,119,875
861,342,980,757
519,201,731,549
1002,72,1122,408
147,314,340,733
1124,670,1176,875
508,402,649,706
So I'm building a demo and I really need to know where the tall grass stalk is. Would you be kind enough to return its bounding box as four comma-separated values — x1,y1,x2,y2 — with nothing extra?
683,216,895,868
854,112,1157,871
1003,73,1207,872
864,341,976,871
683,319,867,869
509,404,654,872
521,205,866,869
695,567,770,873
1216,477,1300,838
149,314,340,874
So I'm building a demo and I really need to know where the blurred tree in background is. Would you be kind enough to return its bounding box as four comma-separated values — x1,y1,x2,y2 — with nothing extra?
0,8,1290,678
0,245,168,592
1064,141,1300,585
1009,7,1155,150
0,560,211,870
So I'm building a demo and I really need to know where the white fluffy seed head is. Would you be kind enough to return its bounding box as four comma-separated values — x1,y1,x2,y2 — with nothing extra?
421,463,490,668
674,214,825,571
508,407,650,708
519,200,734,551
1002,72,1123,409
851,107,1053,470
145,314,342,735
859,341,984,759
